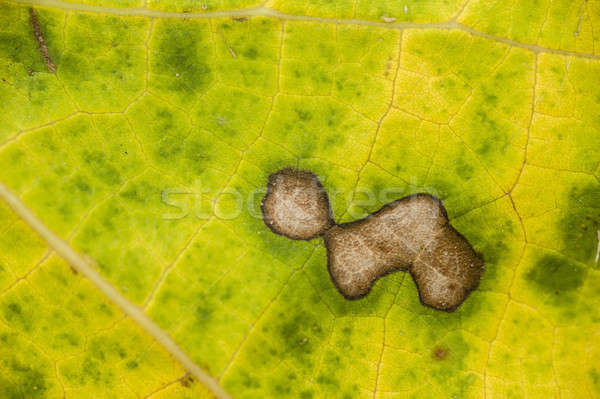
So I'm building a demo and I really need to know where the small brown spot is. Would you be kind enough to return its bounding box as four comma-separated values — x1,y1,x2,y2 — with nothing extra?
384,55,393,78
180,374,194,388
261,167,484,311
232,17,248,22
70,266,78,275
432,346,448,360
28,8,56,73
28,69,34,76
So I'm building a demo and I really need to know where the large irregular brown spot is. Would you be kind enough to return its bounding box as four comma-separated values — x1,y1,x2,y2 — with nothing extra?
261,168,484,311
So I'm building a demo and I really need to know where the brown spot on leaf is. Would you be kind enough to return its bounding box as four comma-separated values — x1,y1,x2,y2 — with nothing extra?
180,374,194,388
261,168,334,240
28,8,56,73
432,346,448,360
261,167,484,311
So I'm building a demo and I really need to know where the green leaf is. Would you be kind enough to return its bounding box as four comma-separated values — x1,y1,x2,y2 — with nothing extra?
1,0,599,398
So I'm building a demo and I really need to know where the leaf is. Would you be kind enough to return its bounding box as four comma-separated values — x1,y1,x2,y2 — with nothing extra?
0,0,599,398
0,200,214,397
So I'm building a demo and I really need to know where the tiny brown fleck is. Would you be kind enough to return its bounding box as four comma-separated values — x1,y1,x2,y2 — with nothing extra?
432,347,448,360
180,375,195,388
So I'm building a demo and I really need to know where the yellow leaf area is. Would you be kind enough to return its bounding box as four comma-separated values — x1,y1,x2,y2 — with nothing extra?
0,202,213,399
1,0,599,398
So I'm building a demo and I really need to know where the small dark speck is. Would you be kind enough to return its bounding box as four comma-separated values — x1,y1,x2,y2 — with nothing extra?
432,347,448,360
180,375,194,388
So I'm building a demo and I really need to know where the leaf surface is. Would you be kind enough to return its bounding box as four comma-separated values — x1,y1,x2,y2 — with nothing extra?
1,0,599,398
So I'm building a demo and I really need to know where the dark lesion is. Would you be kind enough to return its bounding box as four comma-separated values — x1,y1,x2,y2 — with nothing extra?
432,346,448,360
179,374,195,388
261,167,484,312
28,8,56,73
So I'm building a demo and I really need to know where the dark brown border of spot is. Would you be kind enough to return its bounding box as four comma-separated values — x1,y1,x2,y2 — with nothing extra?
260,167,335,241
323,193,484,312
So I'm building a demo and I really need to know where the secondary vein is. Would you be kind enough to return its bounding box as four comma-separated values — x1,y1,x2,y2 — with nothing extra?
9,0,600,61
